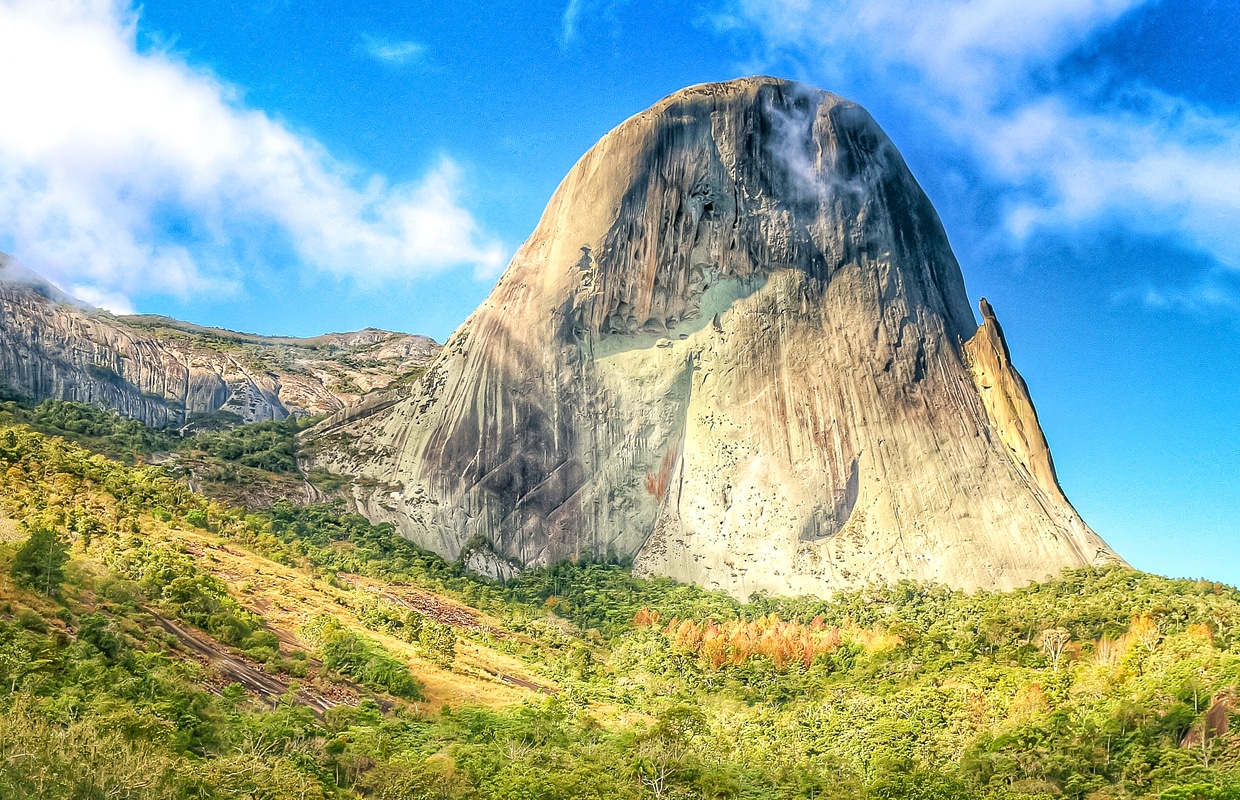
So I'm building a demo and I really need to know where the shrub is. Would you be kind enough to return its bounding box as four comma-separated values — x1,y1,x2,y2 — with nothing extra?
418,620,456,668
305,616,423,701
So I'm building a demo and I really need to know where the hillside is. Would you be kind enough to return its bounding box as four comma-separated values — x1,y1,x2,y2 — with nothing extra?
0,253,439,428
0,420,1238,798
0,394,348,507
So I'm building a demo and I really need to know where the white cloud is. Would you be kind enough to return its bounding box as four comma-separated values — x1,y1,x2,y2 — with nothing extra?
561,0,592,45
721,0,1240,274
986,94,1240,268
69,284,135,314
560,0,629,47
0,0,504,309
359,34,425,66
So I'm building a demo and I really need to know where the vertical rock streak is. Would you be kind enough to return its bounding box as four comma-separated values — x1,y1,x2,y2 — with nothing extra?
0,272,439,427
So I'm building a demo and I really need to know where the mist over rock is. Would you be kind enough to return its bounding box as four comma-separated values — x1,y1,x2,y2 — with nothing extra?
308,77,1122,597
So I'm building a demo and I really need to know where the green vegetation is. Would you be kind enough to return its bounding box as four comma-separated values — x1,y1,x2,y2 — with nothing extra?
189,416,308,474
0,393,297,468
179,408,244,434
0,419,1238,799
0,395,181,460
305,466,352,494
353,594,458,667
301,615,424,700
390,365,429,387
262,499,475,588
10,527,68,596
105,536,268,651
0,394,325,508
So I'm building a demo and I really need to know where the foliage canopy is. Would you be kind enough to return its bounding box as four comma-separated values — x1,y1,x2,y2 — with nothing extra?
0,419,1238,799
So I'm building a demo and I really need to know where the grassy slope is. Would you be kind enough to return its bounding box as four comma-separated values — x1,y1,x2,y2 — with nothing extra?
0,420,1238,798
162,525,552,709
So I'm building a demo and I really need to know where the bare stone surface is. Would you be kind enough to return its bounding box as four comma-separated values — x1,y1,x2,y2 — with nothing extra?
963,297,1062,506
0,256,439,427
307,77,1124,597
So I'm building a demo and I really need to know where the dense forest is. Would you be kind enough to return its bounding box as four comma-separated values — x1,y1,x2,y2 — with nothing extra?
0,394,328,504
0,407,1238,799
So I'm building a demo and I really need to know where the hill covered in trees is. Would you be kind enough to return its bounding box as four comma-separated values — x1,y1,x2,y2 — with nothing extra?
0,394,340,506
0,419,1238,799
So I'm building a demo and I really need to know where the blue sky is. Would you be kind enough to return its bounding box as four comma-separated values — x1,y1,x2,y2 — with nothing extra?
0,0,1236,585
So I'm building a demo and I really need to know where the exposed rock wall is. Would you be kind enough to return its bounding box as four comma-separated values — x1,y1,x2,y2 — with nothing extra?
0,261,438,427
308,77,1123,597
963,298,1061,502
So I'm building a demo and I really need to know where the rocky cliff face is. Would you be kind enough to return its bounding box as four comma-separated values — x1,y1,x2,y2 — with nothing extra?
963,298,1061,504
0,256,438,428
307,77,1122,597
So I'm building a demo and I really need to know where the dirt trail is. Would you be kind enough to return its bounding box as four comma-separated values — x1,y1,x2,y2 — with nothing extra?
340,574,488,631
492,670,555,694
151,612,343,715
165,528,556,708
347,578,559,695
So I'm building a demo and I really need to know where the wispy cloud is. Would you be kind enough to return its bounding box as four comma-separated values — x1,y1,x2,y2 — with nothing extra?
359,33,425,67
0,0,503,313
561,0,585,44
719,0,1240,300
559,0,630,47
1117,269,1240,314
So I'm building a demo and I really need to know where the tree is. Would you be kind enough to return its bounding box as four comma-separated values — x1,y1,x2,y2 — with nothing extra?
631,705,708,798
1129,613,1161,652
1036,627,1072,672
10,528,68,596
419,620,457,668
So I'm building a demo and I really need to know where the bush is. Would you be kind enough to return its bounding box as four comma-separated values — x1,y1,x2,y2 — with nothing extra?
307,616,423,701
77,613,122,662
14,608,47,632
186,418,301,474
418,620,456,668
24,399,179,459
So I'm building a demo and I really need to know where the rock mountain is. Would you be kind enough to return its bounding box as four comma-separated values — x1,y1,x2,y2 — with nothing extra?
0,254,439,428
308,77,1122,596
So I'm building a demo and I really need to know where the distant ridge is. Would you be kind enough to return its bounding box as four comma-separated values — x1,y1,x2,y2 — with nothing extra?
0,254,440,427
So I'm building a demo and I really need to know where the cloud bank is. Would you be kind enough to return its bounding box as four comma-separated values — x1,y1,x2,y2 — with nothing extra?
720,0,1240,298
0,0,504,312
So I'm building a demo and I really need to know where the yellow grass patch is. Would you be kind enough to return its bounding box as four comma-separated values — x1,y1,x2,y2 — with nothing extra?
125,522,556,710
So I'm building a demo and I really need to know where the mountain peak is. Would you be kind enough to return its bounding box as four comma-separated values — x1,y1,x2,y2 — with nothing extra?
0,252,80,307
0,260,440,428
532,75,977,346
308,79,1122,598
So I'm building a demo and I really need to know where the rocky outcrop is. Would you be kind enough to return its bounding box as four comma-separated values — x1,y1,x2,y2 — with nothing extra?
0,255,438,427
307,77,1123,597
1182,689,1235,749
963,298,1061,503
